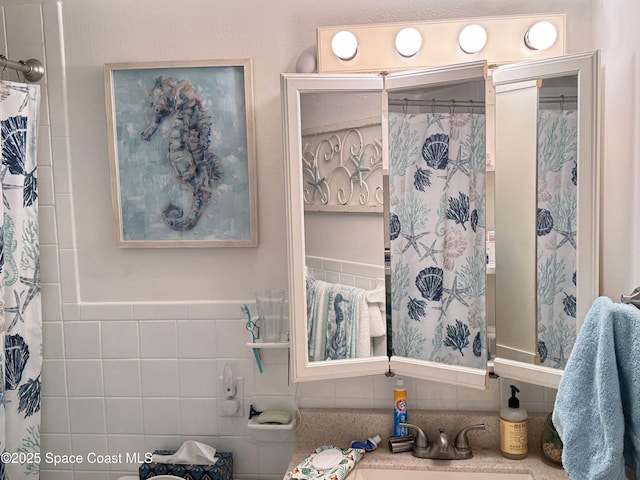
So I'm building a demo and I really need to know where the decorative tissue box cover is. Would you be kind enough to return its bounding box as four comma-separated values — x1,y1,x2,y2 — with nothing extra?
139,450,233,480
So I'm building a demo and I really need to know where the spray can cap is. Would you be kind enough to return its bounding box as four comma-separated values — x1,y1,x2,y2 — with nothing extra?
395,377,405,388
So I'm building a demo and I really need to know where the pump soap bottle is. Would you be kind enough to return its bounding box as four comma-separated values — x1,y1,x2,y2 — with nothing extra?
500,385,528,459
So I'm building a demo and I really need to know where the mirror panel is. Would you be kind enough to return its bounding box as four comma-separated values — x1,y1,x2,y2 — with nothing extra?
281,74,389,381
385,62,488,388
492,52,599,387
300,90,387,362
536,75,578,369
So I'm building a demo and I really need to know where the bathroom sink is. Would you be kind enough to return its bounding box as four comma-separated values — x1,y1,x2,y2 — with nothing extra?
354,469,533,480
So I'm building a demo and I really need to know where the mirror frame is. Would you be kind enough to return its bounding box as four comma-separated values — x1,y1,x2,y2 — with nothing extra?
491,51,600,388
281,63,490,389
281,73,390,381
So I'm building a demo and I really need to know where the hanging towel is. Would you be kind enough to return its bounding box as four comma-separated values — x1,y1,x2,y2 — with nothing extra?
356,292,371,357
369,303,386,338
307,277,378,361
553,296,640,480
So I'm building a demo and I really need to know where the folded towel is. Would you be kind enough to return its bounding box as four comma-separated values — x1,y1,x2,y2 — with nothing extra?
553,296,640,480
151,440,218,465
289,445,363,480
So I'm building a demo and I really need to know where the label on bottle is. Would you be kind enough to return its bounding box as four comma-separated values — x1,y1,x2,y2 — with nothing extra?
393,390,408,436
500,418,528,454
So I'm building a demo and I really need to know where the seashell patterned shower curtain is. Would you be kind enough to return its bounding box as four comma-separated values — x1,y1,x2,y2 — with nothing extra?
0,80,42,478
389,111,486,368
536,109,577,369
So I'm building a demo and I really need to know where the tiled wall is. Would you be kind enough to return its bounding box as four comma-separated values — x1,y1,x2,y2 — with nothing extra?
3,2,559,480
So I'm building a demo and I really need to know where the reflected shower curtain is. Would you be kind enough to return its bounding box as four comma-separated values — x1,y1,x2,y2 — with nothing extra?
389,111,486,368
0,80,42,478
536,109,577,369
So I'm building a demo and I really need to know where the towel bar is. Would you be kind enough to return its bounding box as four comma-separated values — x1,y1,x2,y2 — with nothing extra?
621,287,640,309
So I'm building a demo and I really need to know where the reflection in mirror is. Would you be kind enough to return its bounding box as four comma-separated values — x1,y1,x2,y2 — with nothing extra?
536,75,578,369
387,79,487,368
300,91,387,363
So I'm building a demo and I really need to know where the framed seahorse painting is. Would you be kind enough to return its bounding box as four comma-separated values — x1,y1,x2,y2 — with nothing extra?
104,59,258,247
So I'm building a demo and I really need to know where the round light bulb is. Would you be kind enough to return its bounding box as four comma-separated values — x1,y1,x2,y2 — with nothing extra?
331,31,358,61
395,27,423,58
525,21,558,51
459,24,487,54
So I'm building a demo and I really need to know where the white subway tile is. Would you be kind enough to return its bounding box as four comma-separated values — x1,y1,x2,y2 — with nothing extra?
179,398,218,435
54,193,76,249
37,127,52,166
41,397,69,434
66,360,103,396
69,434,107,471
140,360,178,397
42,283,63,321
58,248,78,304
39,205,58,245
68,398,106,434
81,303,133,321
178,359,217,397
217,437,259,476
134,303,186,320
101,321,139,358
38,165,55,205
177,320,216,358
140,321,177,358
51,136,72,194
41,359,67,396
64,322,101,358
215,319,252,358
142,398,180,435
106,434,145,468
40,244,60,283
259,442,296,476
187,301,242,319
40,433,72,464
43,322,64,358
103,360,141,397
105,398,143,434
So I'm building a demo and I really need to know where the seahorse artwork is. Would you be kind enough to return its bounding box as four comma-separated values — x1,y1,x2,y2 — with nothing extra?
141,76,223,231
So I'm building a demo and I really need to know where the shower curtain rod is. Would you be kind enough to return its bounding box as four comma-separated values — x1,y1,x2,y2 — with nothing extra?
388,95,577,109
0,54,45,83
388,98,485,108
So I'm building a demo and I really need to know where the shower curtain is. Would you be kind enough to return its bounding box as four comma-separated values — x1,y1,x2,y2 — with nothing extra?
536,108,577,369
388,111,486,368
0,80,42,478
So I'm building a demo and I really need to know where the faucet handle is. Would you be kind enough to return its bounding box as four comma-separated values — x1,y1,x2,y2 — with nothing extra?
398,422,429,448
454,423,485,451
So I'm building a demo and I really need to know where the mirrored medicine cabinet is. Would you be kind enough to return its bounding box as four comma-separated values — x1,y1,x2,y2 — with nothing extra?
281,50,600,390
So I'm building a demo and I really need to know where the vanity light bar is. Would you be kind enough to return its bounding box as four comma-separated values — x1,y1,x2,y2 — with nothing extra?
317,14,565,73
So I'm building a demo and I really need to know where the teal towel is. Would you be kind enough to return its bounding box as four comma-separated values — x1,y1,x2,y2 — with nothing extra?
553,296,640,480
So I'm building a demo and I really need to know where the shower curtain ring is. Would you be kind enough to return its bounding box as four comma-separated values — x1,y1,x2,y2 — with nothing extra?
431,98,436,115
449,99,456,115
560,94,565,110
469,99,474,115
402,98,408,114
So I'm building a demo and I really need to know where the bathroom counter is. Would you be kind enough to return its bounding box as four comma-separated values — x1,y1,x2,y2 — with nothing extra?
283,408,567,480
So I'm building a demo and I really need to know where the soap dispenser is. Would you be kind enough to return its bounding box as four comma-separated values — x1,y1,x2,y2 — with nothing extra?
500,384,528,459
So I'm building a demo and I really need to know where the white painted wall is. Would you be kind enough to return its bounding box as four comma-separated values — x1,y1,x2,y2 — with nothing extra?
1,1,617,479
592,0,640,298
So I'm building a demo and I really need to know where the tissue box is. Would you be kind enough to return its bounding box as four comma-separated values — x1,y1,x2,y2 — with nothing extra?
139,451,233,480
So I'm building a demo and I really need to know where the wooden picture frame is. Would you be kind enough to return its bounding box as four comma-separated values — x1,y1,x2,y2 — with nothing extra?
104,59,258,247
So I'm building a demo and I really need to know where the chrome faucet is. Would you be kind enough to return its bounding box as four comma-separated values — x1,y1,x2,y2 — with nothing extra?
398,422,485,459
